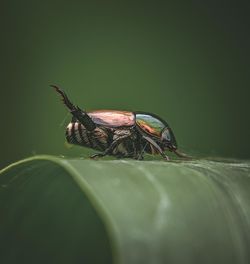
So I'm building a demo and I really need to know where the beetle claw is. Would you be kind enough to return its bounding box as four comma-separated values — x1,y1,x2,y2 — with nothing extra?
163,155,170,161
135,155,144,160
90,153,105,159
173,149,191,159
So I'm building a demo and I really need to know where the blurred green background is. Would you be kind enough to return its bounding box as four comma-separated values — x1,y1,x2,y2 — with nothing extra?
1,1,249,169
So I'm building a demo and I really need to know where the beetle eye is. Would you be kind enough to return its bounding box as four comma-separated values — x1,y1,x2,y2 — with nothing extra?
162,128,171,142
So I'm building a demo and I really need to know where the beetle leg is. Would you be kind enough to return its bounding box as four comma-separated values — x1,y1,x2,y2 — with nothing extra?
173,149,192,159
134,142,147,160
142,135,170,161
90,135,130,159
135,154,144,160
51,85,96,131
90,153,106,159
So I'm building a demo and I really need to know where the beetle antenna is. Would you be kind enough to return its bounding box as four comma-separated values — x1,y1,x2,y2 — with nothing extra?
51,85,76,112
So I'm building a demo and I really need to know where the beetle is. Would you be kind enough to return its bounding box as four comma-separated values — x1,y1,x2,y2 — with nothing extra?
52,85,188,160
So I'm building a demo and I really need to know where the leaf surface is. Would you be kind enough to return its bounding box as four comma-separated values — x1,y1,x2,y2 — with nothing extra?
0,156,250,264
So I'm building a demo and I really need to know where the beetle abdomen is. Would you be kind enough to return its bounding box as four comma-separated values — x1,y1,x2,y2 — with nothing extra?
66,122,108,151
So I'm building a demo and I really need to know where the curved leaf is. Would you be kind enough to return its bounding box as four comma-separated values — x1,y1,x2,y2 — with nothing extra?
0,156,250,264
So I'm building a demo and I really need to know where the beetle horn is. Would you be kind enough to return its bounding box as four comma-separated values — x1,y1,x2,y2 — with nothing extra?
173,149,192,159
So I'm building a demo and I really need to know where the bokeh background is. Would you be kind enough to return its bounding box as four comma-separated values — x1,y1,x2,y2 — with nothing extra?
1,1,249,169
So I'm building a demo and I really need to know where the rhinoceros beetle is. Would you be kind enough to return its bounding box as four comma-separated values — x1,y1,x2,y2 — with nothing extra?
52,85,188,160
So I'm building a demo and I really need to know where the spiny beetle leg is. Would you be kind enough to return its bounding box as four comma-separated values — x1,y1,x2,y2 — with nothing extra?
142,135,170,161
52,85,96,131
90,134,132,159
70,107,96,131
134,149,144,160
90,148,115,159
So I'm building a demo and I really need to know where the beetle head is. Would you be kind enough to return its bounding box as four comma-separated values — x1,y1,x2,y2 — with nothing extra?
161,127,177,151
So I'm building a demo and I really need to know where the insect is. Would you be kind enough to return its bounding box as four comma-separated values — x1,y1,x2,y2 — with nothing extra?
52,85,188,160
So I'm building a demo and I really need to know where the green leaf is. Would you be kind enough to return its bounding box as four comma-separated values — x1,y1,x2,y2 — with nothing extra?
0,155,250,264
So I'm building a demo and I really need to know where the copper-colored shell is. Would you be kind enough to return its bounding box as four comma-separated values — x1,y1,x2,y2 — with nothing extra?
88,110,135,127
